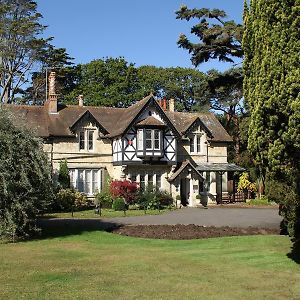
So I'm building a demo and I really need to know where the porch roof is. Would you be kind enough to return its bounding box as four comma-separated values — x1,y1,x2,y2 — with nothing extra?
168,160,204,182
196,163,245,172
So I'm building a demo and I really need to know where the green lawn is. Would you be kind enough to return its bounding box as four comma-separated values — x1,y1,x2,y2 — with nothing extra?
0,227,300,300
42,208,171,219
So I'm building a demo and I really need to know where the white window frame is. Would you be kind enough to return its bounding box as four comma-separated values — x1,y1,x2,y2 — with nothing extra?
145,129,161,150
137,129,143,150
190,134,202,154
78,129,95,151
69,169,102,195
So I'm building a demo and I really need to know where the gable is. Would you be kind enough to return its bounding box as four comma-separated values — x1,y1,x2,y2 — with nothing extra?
183,117,213,138
69,110,109,136
123,96,181,138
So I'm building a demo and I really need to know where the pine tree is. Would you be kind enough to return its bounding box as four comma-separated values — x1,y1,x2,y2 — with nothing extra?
243,0,300,238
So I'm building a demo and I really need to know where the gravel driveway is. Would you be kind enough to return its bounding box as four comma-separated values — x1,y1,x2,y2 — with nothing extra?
108,207,282,229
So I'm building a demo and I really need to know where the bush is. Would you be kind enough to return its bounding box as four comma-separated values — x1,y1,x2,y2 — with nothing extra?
110,180,139,204
94,190,113,209
55,188,89,212
137,188,173,210
156,190,174,207
0,109,53,240
112,197,127,211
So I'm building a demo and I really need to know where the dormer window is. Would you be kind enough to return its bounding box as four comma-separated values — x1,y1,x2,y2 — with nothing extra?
79,129,94,151
190,134,202,154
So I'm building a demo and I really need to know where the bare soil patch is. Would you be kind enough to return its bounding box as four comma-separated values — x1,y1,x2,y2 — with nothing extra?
111,224,280,240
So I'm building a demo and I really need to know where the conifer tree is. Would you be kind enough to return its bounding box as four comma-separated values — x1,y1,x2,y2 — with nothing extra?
243,0,300,237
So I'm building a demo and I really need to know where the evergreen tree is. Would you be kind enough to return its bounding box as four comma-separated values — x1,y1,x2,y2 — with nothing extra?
58,159,70,189
0,109,53,240
243,0,300,237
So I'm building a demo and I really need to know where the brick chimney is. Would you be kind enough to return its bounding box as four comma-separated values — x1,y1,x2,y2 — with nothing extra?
78,94,84,107
46,71,58,114
169,98,175,112
162,98,167,110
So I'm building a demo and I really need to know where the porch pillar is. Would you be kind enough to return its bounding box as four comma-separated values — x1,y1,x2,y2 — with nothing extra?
189,177,193,207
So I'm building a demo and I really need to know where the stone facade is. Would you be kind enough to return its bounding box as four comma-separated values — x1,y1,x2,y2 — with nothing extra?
7,80,242,206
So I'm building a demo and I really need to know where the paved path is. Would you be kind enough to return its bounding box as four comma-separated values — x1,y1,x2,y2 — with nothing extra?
39,207,282,232
108,207,282,229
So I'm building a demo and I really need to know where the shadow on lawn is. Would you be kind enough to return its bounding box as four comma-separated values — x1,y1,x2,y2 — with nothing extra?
287,239,300,264
35,218,122,240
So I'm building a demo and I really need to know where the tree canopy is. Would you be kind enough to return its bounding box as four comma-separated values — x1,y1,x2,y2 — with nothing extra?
243,0,300,237
0,0,50,104
176,6,243,66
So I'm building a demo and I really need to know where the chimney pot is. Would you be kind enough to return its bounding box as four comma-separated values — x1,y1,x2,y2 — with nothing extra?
169,98,175,112
163,98,167,110
78,94,84,107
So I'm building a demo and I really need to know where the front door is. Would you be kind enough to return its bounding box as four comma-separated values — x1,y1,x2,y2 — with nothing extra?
180,178,190,206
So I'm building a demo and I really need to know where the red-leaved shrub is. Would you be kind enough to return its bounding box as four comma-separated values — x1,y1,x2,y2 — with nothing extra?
110,180,139,204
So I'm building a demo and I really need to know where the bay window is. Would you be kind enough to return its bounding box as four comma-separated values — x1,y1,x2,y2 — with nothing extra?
137,128,161,151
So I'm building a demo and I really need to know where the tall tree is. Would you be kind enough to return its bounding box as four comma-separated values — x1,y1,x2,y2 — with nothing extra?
243,0,300,237
0,0,50,104
137,66,207,111
23,46,74,105
0,108,53,239
63,58,140,107
176,6,243,65
176,5,246,160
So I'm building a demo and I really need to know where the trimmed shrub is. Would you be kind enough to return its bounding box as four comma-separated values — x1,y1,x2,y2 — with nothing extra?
110,180,139,204
112,197,127,211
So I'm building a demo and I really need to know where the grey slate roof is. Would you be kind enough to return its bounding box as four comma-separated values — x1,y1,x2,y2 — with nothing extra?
196,163,246,172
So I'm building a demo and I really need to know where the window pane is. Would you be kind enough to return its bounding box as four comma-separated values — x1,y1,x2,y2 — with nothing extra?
85,170,91,194
197,135,201,153
78,170,84,192
190,135,194,153
69,169,76,188
131,174,137,182
79,131,85,150
145,139,152,149
145,129,152,139
88,130,94,150
92,170,99,194
154,130,160,150
145,129,152,150
137,129,143,150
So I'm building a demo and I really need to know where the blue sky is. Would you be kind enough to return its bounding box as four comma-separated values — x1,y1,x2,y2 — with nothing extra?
38,0,244,73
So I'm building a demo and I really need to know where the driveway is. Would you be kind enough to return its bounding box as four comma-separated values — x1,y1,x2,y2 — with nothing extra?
107,207,282,229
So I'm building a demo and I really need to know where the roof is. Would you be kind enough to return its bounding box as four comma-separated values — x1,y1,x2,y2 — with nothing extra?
196,163,246,172
136,116,165,127
165,111,232,142
168,160,204,182
4,95,232,142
